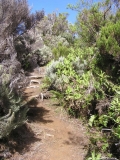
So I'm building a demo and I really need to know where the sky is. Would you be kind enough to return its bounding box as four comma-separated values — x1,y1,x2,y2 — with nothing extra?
27,0,100,23
27,0,79,23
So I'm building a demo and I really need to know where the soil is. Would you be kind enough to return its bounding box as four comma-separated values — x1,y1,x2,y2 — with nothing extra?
0,67,89,160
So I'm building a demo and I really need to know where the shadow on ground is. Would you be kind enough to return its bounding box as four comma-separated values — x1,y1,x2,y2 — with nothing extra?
0,98,53,157
27,99,53,124
0,124,40,155
27,106,53,123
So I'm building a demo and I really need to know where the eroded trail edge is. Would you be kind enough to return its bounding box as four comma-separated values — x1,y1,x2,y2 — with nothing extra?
11,67,89,160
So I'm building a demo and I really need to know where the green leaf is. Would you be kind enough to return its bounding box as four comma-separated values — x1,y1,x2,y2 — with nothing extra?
88,115,96,127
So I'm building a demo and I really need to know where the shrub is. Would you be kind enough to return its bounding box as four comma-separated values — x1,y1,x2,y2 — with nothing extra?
0,0,32,139
43,34,69,49
45,47,116,120
34,45,53,66
0,86,28,138
97,21,120,60
45,48,103,115
52,43,70,60
46,57,65,89
15,26,45,70
0,57,29,139
96,21,120,83
0,0,30,38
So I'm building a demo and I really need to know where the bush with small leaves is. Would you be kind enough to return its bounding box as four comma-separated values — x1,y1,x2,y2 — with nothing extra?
96,21,120,83
97,21,120,60
46,57,65,89
0,0,32,139
52,43,70,60
34,45,53,66
43,34,69,49
0,86,28,139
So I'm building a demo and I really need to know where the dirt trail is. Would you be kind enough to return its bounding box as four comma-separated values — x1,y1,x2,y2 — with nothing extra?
10,67,89,160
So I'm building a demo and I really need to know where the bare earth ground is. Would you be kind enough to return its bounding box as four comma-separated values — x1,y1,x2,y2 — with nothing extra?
1,67,89,160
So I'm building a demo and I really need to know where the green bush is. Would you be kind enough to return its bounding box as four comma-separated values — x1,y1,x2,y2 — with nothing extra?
45,47,113,117
34,45,53,66
98,87,120,134
96,21,120,83
97,21,120,60
0,86,28,139
52,43,70,60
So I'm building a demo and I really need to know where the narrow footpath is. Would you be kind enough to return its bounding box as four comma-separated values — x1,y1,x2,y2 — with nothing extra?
10,67,89,160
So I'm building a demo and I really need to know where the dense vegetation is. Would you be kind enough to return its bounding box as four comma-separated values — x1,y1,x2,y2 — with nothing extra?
0,0,120,159
0,0,45,139
45,0,120,159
